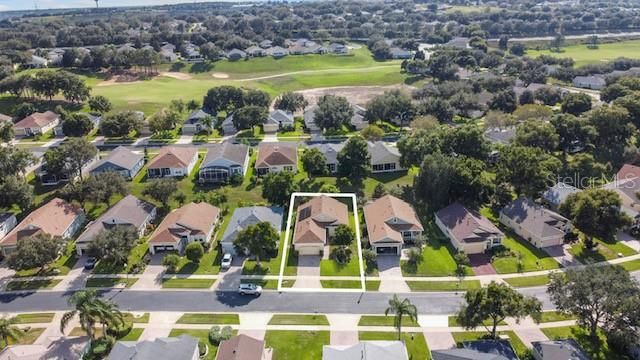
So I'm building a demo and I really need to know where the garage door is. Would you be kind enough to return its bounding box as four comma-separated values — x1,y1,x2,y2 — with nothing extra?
376,246,399,255
153,245,174,253
297,246,322,256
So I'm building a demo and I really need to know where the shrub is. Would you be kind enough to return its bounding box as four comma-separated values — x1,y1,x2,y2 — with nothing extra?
330,246,352,264
162,254,180,273
208,325,233,345
106,320,132,338
406,247,423,266
362,249,377,274
185,242,204,263
331,224,355,246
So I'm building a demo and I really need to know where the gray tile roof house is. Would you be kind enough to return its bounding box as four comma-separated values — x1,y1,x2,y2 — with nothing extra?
572,75,606,90
531,339,589,360
368,141,403,173
484,127,516,145
445,37,471,49
227,48,247,60
351,104,368,130
603,177,640,227
499,197,571,249
328,43,349,54
303,106,321,131
182,109,214,134
220,206,284,255
542,182,582,210
267,46,289,58
199,142,250,183
322,341,408,360
75,195,156,256
389,47,413,59
260,40,273,48
432,349,511,360
221,114,238,135
435,202,504,255
264,110,294,133
308,142,345,174
109,335,199,360
245,45,266,57
90,146,144,180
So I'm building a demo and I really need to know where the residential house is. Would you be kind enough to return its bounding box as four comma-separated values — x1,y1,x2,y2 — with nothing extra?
572,75,606,90
445,37,471,49
267,46,289,58
323,341,408,360
255,143,297,175
435,202,504,255
0,113,12,124
293,195,349,255
160,49,178,63
89,146,144,180
220,206,283,255
54,113,101,136
603,176,640,232
221,114,238,135
303,106,321,132
227,48,247,61
389,47,412,59
484,127,516,145
616,163,640,181
13,111,60,136
245,46,266,57
531,339,589,360
259,40,273,49
308,142,345,174
147,146,198,178
109,335,199,360
183,47,204,63
542,182,582,210
432,340,519,360
500,197,571,248
23,55,48,68
328,43,349,54
351,104,368,130
0,198,85,255
199,142,250,184
148,202,219,254
37,152,98,186
363,195,424,255
216,334,273,360
182,109,214,134
0,337,88,360
368,141,403,173
0,213,17,240
263,110,294,133
75,195,156,255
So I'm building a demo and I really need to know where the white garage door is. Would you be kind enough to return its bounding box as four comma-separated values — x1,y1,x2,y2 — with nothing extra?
297,246,322,256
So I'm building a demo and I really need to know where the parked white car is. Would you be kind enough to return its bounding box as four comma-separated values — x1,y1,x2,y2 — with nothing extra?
238,283,262,296
221,253,233,270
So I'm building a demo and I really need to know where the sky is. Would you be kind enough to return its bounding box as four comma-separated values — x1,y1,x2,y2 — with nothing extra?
0,0,242,12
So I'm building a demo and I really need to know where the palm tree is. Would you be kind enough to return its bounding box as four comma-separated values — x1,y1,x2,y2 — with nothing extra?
385,295,418,340
95,300,124,335
0,317,23,348
60,290,101,340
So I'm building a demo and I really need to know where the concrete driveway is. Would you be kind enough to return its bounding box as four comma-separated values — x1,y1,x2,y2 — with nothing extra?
468,254,497,275
131,253,165,290
215,256,245,291
377,255,410,293
543,245,579,267
294,255,321,289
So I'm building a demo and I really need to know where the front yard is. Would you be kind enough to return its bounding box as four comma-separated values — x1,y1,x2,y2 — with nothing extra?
569,236,637,264
161,278,215,289
541,326,625,360
265,330,329,360
359,331,430,360
451,331,528,359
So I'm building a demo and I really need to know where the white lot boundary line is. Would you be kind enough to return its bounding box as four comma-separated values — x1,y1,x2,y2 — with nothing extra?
277,192,366,292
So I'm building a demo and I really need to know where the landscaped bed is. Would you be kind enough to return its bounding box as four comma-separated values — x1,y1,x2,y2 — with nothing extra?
176,313,240,325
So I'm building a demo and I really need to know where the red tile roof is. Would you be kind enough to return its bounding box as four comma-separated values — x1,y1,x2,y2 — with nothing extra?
13,111,59,129
363,195,423,245
148,202,219,244
294,195,348,244
147,146,197,170
255,143,297,168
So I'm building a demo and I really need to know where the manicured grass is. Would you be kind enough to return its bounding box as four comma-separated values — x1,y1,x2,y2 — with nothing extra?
243,233,297,276
539,311,577,323
359,331,430,360
5,279,61,291
15,242,78,277
13,313,55,324
161,278,215,289
92,240,150,274
85,277,138,288
541,326,626,360
526,39,640,67
569,237,637,264
320,211,362,277
620,258,640,271
122,312,150,324
448,316,506,327
358,315,420,327
0,328,45,349
401,237,470,277
452,331,528,358
406,280,481,292
240,279,294,289
265,330,330,360
503,275,550,288
268,314,329,326
169,328,237,360
171,248,221,275
319,280,379,290
120,328,144,341
176,313,240,325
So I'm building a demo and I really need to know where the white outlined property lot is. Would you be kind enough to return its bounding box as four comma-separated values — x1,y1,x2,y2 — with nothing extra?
277,192,366,292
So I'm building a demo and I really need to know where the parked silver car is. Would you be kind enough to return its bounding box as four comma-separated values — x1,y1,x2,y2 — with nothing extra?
238,283,262,296
221,253,232,270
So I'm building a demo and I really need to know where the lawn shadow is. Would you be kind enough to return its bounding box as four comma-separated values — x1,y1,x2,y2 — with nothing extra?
189,62,215,73
404,75,426,85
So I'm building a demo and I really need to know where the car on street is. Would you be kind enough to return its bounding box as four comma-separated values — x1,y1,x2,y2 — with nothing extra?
84,257,97,270
238,283,262,296
221,253,233,270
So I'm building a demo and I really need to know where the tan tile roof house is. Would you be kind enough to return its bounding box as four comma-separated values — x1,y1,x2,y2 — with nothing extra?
255,143,297,175
0,198,85,255
363,195,424,255
75,195,156,256
147,146,198,178
294,195,348,255
149,202,220,255
13,111,60,136
216,334,272,360
435,202,504,255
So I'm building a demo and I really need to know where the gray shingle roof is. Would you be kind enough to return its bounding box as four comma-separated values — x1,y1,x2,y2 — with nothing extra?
531,339,590,360
500,197,569,239
308,142,345,165
266,110,294,126
484,127,516,145
322,341,408,360
201,142,248,168
92,146,143,172
542,182,582,207
108,335,198,360
432,348,510,360
220,206,284,244
186,109,211,124
367,141,400,163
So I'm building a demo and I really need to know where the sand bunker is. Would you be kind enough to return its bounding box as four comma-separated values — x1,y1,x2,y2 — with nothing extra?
160,72,193,80
211,72,230,79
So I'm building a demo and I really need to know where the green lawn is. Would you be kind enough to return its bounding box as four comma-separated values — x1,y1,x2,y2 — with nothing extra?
541,326,626,360
401,238,470,277
6,279,61,291
15,242,78,277
526,39,640,67
320,280,380,291
358,315,420,327
359,332,430,360
320,211,362,277
620,259,640,271
452,331,528,358
406,280,481,292
268,314,329,326
539,311,577,323
92,240,150,274
265,330,330,360
120,328,144,341
569,237,637,264
85,277,138,288
448,316,507,327
243,233,296,276
122,312,150,324
169,328,237,360
161,278,215,289
176,313,240,325
240,279,294,289
503,275,550,288
170,248,221,275
0,328,45,349
13,313,55,324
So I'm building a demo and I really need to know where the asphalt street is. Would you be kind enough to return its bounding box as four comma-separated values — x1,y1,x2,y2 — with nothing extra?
0,287,554,314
